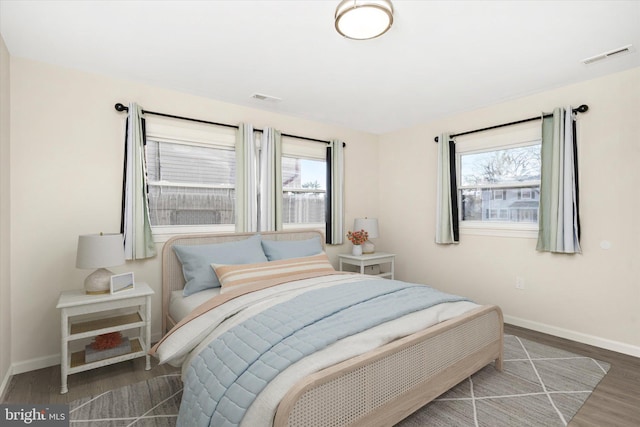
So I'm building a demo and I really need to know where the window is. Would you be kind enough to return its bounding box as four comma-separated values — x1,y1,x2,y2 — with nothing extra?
281,136,327,229
492,190,505,200
520,189,533,199
142,119,330,237
459,143,541,223
144,117,237,236
455,123,541,237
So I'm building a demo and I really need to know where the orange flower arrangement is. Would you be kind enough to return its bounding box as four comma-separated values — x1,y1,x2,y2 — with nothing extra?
346,229,369,245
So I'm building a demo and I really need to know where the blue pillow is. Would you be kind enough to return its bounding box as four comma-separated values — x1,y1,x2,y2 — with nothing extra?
174,234,268,296
261,236,323,261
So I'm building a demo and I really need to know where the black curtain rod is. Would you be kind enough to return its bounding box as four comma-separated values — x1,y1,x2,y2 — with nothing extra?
114,103,335,145
433,104,589,143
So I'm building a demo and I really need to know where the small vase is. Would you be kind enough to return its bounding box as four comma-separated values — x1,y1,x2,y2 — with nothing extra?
352,244,363,256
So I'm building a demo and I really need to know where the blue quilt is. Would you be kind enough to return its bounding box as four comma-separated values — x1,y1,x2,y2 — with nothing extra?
177,279,469,427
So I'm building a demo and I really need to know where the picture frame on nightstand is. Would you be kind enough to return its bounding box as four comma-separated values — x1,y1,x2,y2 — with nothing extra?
110,272,135,294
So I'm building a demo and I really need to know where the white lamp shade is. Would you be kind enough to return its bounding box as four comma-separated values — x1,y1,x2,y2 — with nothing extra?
335,0,394,40
353,218,379,239
76,233,126,269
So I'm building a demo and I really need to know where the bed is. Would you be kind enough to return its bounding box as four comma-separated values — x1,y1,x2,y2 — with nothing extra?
155,229,504,427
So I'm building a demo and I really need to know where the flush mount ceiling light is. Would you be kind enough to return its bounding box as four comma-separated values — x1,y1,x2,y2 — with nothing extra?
335,0,394,40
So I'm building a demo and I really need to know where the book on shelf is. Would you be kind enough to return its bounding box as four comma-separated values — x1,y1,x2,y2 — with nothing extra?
85,337,131,363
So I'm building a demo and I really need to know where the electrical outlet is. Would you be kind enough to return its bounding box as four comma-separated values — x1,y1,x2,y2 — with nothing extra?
515,277,525,290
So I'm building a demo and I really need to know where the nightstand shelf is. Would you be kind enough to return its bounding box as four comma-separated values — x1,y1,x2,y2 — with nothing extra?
57,282,153,394
69,313,144,338
70,338,143,369
338,252,396,279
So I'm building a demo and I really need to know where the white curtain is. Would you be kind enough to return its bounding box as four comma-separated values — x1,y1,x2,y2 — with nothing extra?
235,123,258,232
122,103,156,260
258,128,282,231
326,140,345,244
435,133,459,244
536,107,581,253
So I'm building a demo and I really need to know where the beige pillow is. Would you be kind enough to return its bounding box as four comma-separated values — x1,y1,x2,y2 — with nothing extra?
213,253,335,294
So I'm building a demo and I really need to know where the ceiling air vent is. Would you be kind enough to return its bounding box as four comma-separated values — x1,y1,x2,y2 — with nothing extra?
251,93,282,103
582,44,634,65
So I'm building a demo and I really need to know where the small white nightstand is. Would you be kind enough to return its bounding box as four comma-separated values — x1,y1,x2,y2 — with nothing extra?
338,252,396,279
56,282,153,394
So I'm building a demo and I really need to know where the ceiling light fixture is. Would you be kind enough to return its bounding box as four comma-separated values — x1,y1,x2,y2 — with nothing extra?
335,0,394,40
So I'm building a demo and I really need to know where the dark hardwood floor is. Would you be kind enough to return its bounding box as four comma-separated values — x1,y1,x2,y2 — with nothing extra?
1,357,179,405
2,325,639,426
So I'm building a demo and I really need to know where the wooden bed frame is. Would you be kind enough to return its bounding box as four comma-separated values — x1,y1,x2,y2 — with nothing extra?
161,230,504,427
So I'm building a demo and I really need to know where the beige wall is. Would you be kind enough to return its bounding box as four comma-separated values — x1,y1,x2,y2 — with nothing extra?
379,68,640,355
0,35,12,392
5,53,639,372
8,57,379,370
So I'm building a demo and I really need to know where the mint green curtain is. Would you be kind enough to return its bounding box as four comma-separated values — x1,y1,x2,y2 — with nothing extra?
258,128,282,231
235,123,258,232
536,107,581,253
122,103,156,260
435,133,458,244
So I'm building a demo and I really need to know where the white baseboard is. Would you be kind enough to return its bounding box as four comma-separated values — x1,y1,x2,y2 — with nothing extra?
0,365,13,401
504,315,640,358
8,331,165,377
11,354,59,375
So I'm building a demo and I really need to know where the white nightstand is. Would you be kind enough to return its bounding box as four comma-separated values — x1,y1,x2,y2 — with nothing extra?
338,252,396,279
56,282,153,394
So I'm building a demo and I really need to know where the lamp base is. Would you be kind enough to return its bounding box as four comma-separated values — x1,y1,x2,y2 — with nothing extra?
362,240,375,254
84,268,113,294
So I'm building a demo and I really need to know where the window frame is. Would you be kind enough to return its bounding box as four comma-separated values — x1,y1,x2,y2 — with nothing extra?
145,118,238,243
455,124,542,239
280,136,327,231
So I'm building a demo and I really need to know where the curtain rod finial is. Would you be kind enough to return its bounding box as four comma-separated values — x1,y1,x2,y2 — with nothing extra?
575,104,589,113
114,103,128,112
434,136,439,143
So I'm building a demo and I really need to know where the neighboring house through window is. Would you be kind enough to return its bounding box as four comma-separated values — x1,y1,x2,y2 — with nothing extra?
455,122,541,237
145,117,237,237
144,118,328,239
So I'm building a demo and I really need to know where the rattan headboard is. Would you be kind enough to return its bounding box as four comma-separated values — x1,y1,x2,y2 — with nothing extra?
161,229,325,333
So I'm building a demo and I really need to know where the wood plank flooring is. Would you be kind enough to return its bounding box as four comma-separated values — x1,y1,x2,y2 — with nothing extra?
1,357,179,405
1,325,639,426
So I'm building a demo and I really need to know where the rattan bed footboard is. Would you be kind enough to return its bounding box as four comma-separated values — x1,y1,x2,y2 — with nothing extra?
274,305,503,427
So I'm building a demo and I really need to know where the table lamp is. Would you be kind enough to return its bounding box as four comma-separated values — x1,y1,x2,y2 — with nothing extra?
76,233,126,294
353,217,379,254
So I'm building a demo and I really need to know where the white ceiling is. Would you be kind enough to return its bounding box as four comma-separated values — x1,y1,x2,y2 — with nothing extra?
1,1,639,134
